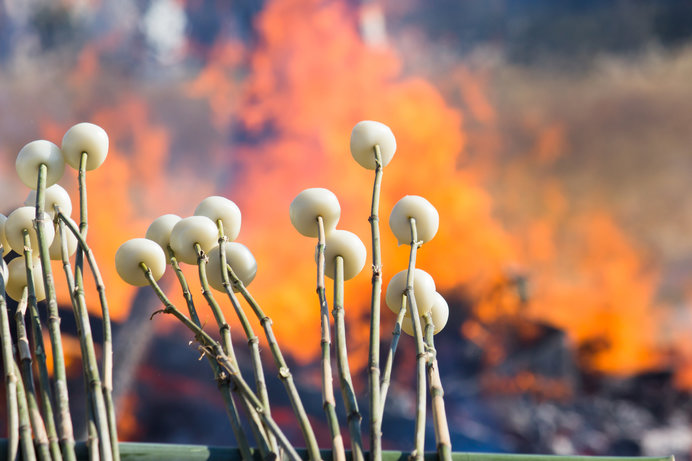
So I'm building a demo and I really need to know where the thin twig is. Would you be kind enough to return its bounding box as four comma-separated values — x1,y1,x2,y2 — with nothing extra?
0,249,19,461
195,243,234,357
56,211,112,461
166,244,256,461
379,294,408,417
423,313,452,461
22,230,62,461
14,359,37,461
332,256,364,461
194,242,260,458
315,217,345,461
404,218,426,461
226,264,322,461
368,145,384,461
14,285,51,461
140,263,302,461
216,222,277,455
75,152,121,461
35,163,77,461
57,212,100,460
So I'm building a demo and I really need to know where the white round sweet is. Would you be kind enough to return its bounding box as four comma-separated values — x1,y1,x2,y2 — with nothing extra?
389,195,439,246
16,140,65,189
349,121,397,170
169,216,218,265
206,243,257,292
146,214,181,258
115,238,166,286
385,268,436,316
49,225,79,261
5,207,55,255
6,257,46,302
0,214,9,255
25,184,73,219
194,196,241,242
61,122,109,171
322,230,367,281
289,188,340,238
401,292,449,336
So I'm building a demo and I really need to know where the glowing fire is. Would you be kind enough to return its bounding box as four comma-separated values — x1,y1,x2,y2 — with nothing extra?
0,0,682,390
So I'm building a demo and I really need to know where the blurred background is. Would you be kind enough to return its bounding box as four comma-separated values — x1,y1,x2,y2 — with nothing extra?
2,0,692,458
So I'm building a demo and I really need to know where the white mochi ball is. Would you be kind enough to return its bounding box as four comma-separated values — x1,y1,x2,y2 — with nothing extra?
206,243,257,292
401,292,449,336
146,214,182,259
6,257,45,302
349,121,397,170
389,195,439,246
115,238,166,286
322,230,367,281
25,184,73,219
194,196,241,242
289,188,340,238
5,207,55,255
169,216,218,265
61,122,109,170
16,140,65,189
385,268,436,316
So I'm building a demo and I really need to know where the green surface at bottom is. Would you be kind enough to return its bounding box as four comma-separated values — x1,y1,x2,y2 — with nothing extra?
0,440,676,461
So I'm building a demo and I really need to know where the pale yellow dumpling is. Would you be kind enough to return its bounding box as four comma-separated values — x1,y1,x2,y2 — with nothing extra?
385,268,436,316
349,121,396,170
16,140,65,189
5,207,55,255
25,184,73,219
401,292,449,336
195,196,241,242
323,230,367,281
61,122,109,171
169,216,218,265
146,214,182,260
6,257,46,301
206,242,257,292
389,195,439,246
289,188,340,238
115,238,166,286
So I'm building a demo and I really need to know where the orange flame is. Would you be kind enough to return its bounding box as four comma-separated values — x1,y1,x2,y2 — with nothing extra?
0,0,678,387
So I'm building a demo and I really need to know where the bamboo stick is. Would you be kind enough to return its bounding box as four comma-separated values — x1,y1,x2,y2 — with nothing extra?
423,313,451,461
315,217,345,461
164,244,255,461
14,360,37,461
140,264,301,461
14,286,51,461
368,145,384,461
56,212,100,460
332,256,364,461
216,224,277,455
22,230,62,461
74,153,119,461
35,163,77,461
379,294,408,417
404,218,426,461
212,241,320,459
224,264,322,461
0,248,19,461
56,213,112,461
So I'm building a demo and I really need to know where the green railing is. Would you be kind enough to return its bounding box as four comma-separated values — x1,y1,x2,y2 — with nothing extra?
0,441,675,461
